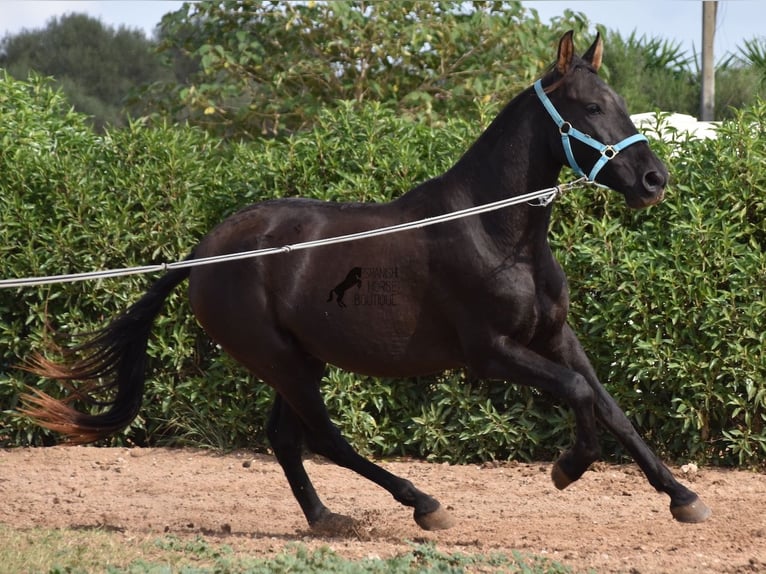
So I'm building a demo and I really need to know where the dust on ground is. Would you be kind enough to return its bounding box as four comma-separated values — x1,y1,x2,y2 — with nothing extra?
1,447,764,573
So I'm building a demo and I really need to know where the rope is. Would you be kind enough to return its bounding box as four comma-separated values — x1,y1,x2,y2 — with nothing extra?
0,178,588,289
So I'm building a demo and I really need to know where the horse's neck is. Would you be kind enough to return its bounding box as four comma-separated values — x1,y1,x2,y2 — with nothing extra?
398,93,561,252
443,104,561,250
454,93,560,199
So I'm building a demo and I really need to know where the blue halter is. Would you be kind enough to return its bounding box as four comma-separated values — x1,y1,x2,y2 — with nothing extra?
533,79,647,182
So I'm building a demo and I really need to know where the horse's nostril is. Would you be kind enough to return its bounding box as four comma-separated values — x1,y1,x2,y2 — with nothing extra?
643,170,666,192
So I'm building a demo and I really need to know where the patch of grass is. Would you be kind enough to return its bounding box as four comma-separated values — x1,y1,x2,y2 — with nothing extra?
0,525,156,573
0,525,574,573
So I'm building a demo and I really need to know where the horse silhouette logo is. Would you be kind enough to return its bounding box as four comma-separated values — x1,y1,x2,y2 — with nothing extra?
327,267,362,308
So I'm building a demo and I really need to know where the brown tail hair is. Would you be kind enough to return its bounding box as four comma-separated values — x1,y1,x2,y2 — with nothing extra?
20,266,191,444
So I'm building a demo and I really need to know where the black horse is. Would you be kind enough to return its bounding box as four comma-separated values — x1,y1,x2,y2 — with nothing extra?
22,32,711,532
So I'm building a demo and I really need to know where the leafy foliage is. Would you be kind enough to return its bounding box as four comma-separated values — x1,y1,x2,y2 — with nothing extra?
599,31,698,116
1,72,765,467
0,13,171,130
600,29,766,120
0,71,248,446
3,1,766,140
143,0,590,138
737,36,766,81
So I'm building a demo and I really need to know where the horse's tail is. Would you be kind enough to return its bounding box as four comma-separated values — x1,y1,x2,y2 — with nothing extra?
20,264,192,444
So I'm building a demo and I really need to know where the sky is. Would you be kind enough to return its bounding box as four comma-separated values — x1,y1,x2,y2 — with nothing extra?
0,1,764,62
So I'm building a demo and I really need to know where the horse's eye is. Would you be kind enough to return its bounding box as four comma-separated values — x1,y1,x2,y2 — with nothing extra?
586,103,602,115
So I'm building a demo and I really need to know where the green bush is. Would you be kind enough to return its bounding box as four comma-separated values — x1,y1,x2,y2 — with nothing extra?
0,72,261,446
1,73,764,467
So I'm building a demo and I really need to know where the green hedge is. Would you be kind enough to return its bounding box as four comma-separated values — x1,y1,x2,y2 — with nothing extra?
1,73,764,466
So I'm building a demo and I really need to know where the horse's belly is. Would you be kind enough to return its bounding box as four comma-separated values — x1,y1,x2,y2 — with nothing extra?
321,346,457,378
290,305,462,377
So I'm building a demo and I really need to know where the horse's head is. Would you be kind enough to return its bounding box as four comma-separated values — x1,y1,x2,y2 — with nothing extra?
538,31,668,208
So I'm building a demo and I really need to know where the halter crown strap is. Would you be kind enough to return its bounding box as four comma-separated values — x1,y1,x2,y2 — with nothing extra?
533,80,647,182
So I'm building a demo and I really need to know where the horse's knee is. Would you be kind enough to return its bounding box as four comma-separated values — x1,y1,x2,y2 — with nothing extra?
566,373,595,408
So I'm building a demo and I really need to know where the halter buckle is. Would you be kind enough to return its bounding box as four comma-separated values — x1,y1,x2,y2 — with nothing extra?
602,145,618,159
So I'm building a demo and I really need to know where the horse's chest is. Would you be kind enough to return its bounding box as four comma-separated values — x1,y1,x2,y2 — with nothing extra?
490,261,569,342
533,269,569,335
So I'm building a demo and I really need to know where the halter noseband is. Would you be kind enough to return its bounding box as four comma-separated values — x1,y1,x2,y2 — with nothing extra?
533,79,647,182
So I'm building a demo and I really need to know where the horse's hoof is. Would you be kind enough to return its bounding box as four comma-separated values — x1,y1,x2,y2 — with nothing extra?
310,511,368,538
670,497,712,523
551,462,573,490
414,504,455,531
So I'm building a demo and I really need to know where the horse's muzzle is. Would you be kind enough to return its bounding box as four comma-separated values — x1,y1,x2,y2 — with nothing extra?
627,169,667,208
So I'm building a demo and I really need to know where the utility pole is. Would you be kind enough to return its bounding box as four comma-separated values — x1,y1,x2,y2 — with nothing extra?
700,1,717,121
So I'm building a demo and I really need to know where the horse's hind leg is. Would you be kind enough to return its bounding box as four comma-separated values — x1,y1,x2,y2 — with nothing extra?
266,394,338,529
267,369,453,531
266,393,385,534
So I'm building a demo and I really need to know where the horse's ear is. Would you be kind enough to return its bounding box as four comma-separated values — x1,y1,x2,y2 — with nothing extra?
583,32,604,71
556,30,576,74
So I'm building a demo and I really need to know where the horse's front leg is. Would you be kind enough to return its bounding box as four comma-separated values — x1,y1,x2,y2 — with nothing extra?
469,336,603,489
542,324,711,523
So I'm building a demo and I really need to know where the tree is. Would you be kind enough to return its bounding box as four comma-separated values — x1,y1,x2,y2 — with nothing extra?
600,29,766,119
599,31,699,116
0,13,172,130
144,0,587,139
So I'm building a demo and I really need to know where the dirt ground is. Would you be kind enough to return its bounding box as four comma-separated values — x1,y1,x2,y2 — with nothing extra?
0,447,764,573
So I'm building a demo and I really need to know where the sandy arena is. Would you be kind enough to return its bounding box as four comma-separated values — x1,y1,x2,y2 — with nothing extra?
0,447,764,573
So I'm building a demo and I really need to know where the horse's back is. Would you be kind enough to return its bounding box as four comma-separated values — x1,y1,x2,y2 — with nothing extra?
187,196,463,377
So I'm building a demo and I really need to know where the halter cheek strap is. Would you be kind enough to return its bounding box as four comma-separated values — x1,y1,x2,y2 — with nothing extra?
533,80,647,182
